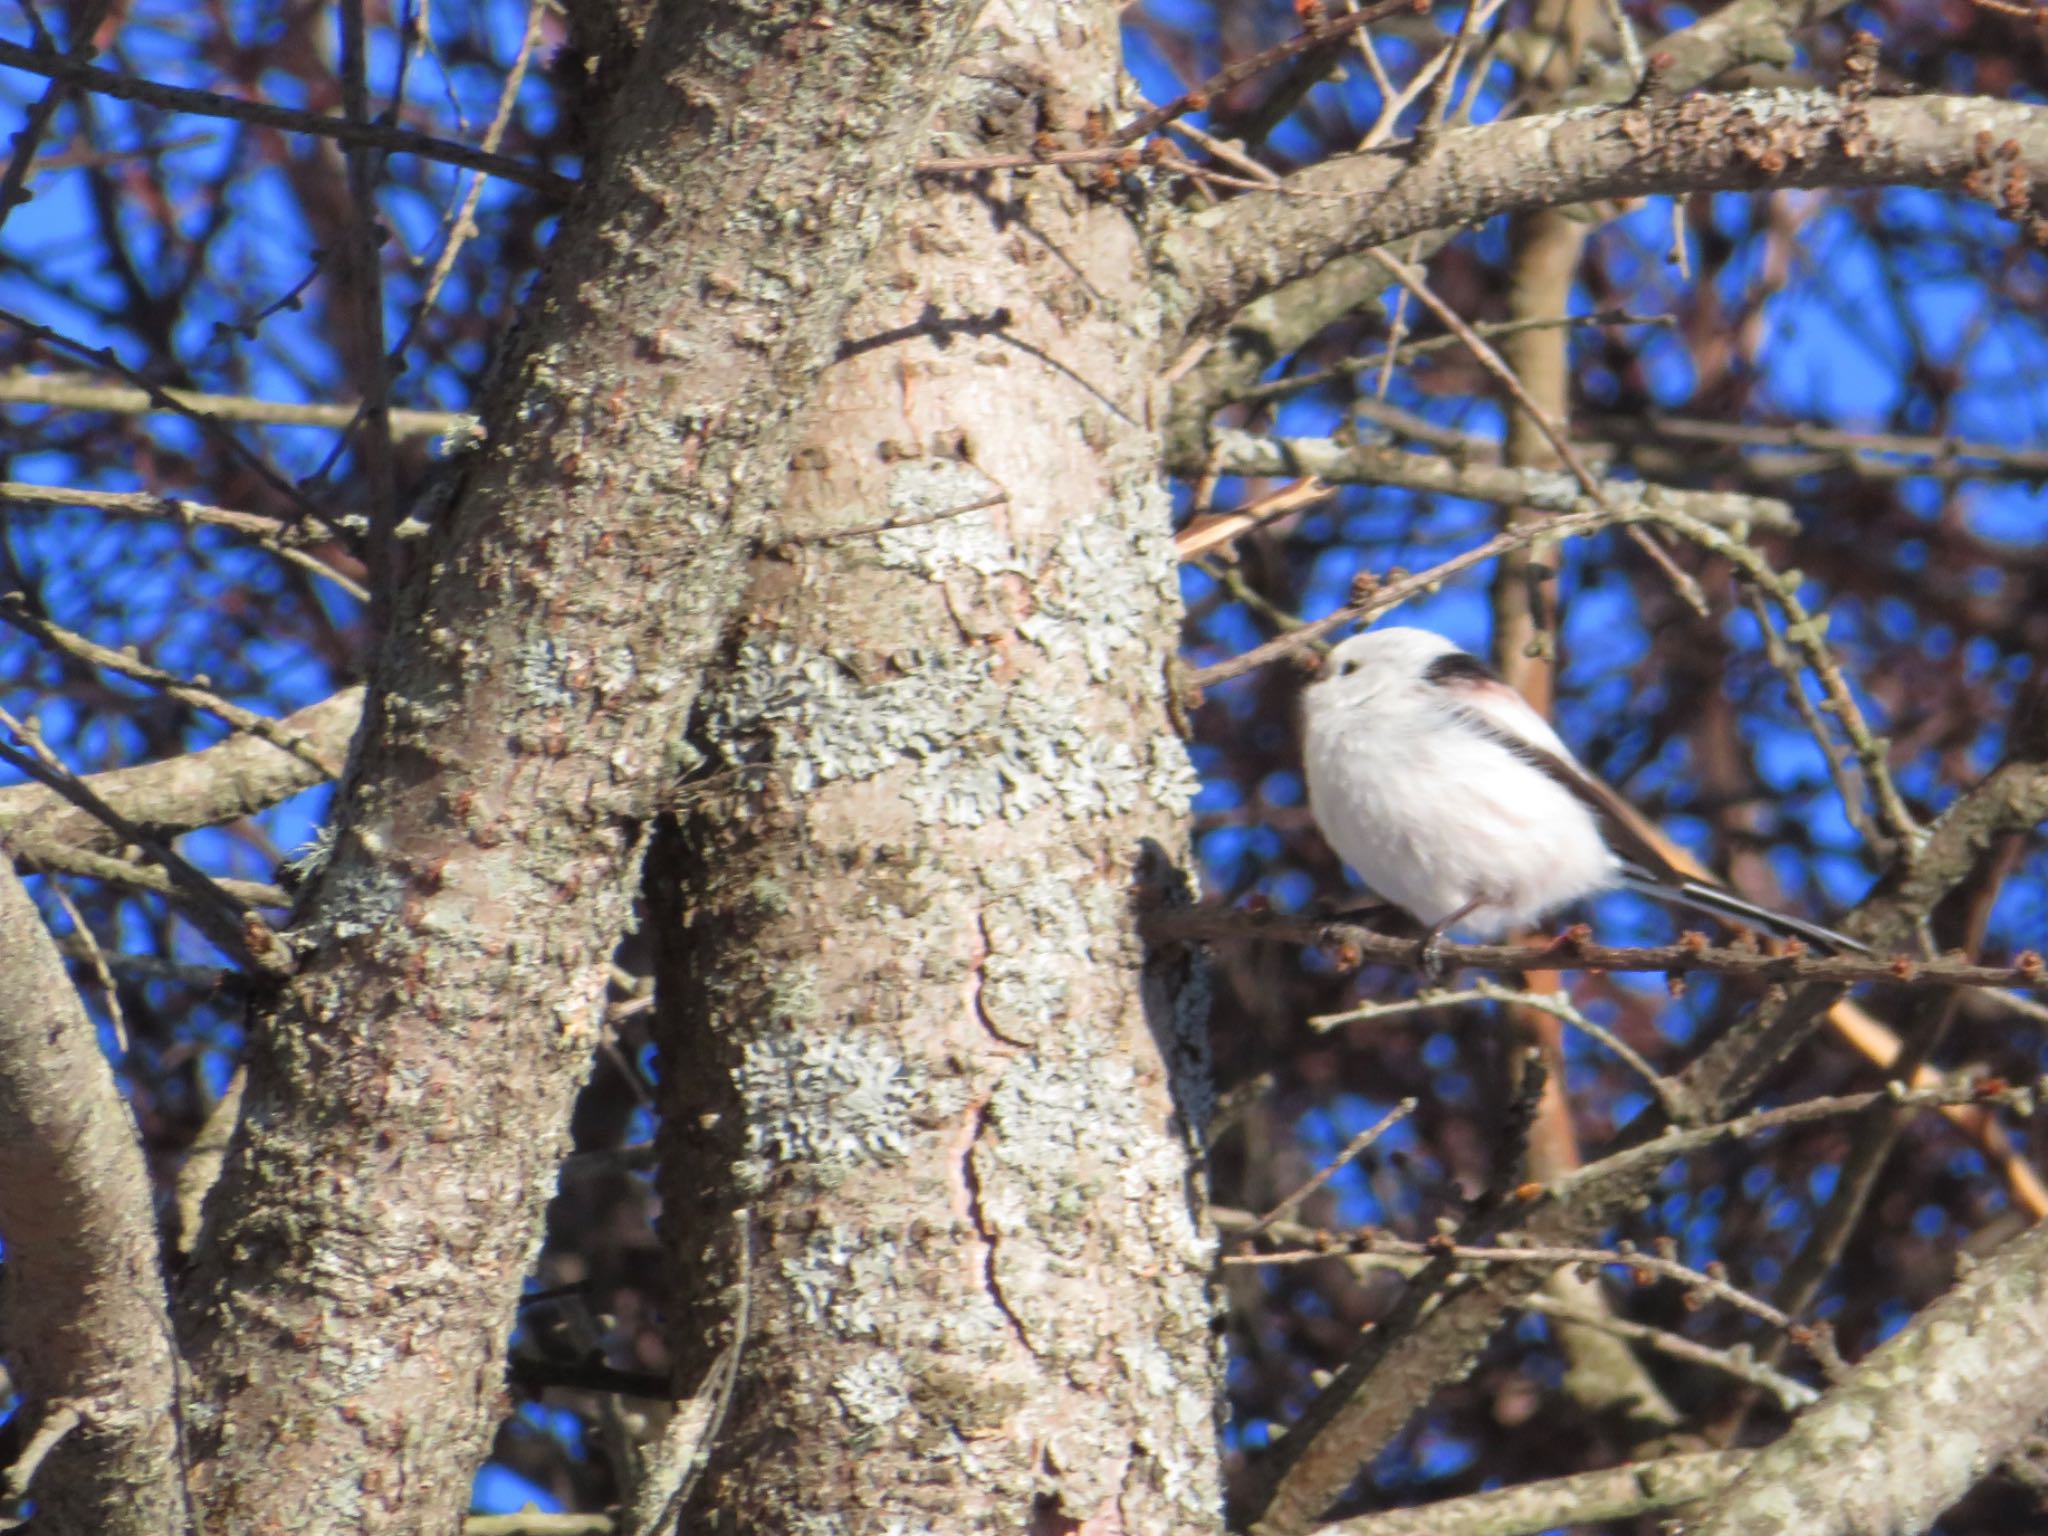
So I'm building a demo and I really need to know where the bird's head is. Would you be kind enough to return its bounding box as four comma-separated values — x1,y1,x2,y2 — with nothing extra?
1306,627,1472,709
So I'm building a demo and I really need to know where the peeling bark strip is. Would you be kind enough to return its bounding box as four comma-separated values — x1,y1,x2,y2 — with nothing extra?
0,862,185,1533
170,2,981,1529
1160,90,2048,337
646,3,1224,1530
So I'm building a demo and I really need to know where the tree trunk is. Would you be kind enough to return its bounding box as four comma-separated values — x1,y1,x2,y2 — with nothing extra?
646,4,1225,1530
170,1,979,1527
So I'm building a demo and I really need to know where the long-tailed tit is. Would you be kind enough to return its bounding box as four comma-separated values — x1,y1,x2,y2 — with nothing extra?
1301,627,1867,955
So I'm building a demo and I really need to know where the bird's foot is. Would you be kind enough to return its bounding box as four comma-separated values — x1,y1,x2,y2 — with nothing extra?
1414,897,1487,982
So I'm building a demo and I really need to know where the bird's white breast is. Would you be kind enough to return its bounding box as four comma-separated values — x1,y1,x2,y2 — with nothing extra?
1303,690,1617,936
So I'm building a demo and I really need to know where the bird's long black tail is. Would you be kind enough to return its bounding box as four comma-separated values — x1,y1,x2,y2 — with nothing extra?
1615,865,1871,956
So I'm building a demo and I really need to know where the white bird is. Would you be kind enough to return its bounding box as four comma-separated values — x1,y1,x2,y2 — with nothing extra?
1300,626,1866,954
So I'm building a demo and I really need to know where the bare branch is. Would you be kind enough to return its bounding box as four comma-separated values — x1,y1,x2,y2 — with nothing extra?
0,686,360,854
1555,1081,2034,1203
1160,0,1851,454
0,480,368,599
1,1400,81,1502
1112,0,1433,147
1653,0,1853,94
1187,501,1654,689
1315,981,1683,1118
1162,91,2048,339
1653,504,1922,858
1234,1235,1824,1341
0,861,187,1531
333,0,398,597
0,308,341,529
0,0,116,251
0,370,463,439
0,36,576,197
0,707,291,971
1193,427,1794,528
1520,1293,1819,1410
0,596,345,777
409,0,548,329
1240,1099,1418,1239
1314,1449,1751,1536
1586,410,2048,484
10,838,292,910
1221,308,1669,410
1142,907,2043,993
1692,1220,2048,1535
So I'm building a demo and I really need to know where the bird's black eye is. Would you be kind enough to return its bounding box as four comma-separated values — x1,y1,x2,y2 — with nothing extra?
1338,658,1362,676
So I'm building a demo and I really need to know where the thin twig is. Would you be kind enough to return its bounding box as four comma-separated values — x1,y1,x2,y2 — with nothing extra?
1313,981,1680,1119
1224,1235,1791,1327
0,370,462,437
1141,906,2045,993
1242,1099,1418,1239
0,310,338,532
1596,0,1647,80
1560,1080,2034,1205
0,595,344,776
45,874,124,1052
1361,44,1457,151
0,0,116,251
333,0,398,596
1,1400,81,1498
1744,584,1883,852
411,0,546,323
0,707,290,970
0,481,368,601
1230,309,1668,408
1365,248,1710,617
632,1208,753,1536
1587,412,2048,482
1160,119,1281,185
1521,1292,1818,1409
13,835,291,910
0,36,575,196
1416,0,1502,136
49,929,233,989
1175,478,1333,562
1111,0,1431,147
1655,501,1921,857
1187,500,1656,689
1196,428,1792,526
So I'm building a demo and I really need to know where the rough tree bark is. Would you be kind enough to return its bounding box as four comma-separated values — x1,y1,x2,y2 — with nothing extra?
7,0,2048,1529
1696,1216,2048,1536
167,1,981,1529
644,3,1223,1530
0,862,185,1533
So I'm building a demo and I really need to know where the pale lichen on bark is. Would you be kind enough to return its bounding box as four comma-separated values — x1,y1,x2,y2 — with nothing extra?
645,7,1221,1531
171,0,986,1527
